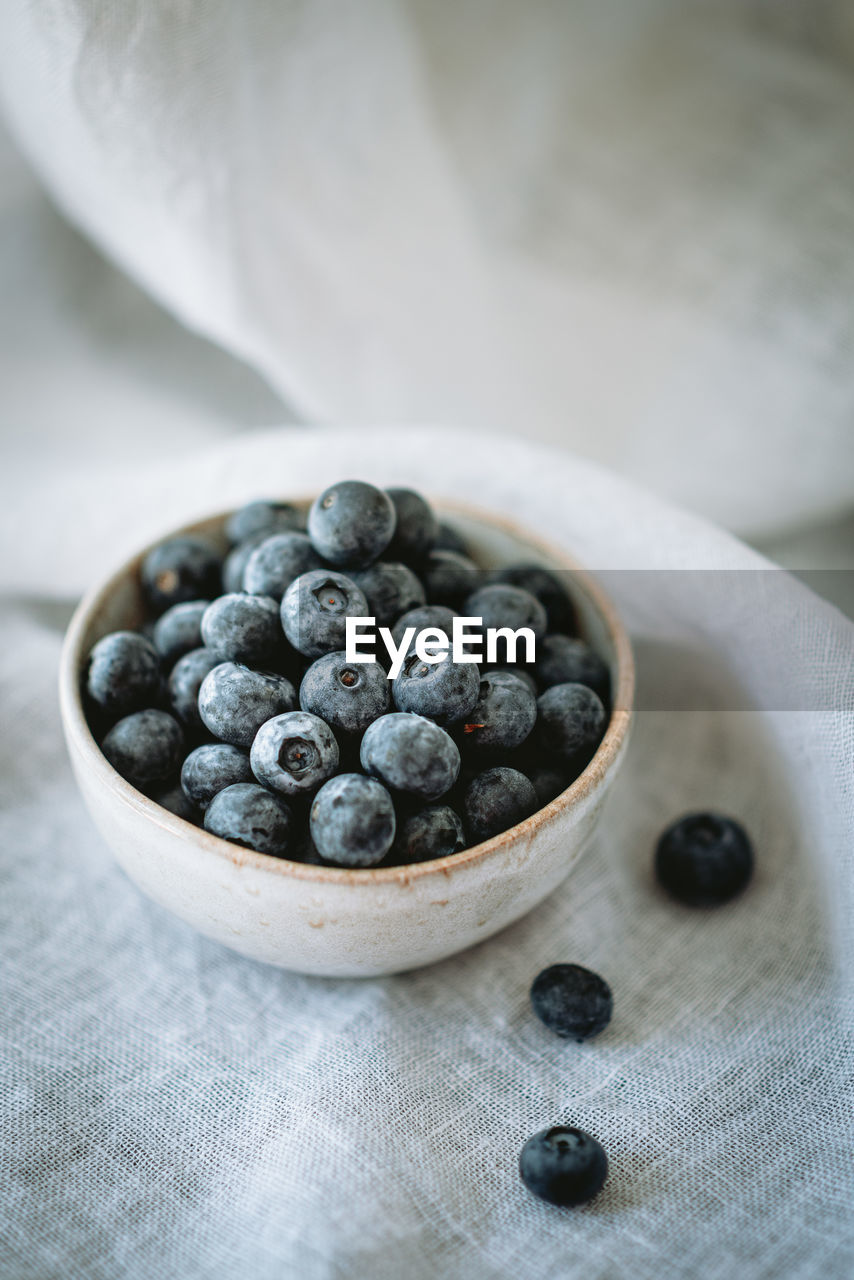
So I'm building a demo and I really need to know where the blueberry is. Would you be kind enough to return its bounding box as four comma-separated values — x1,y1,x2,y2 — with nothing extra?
250,710,339,797
225,500,302,545
421,550,480,607
141,536,222,615
242,532,322,599
167,647,220,734
393,804,466,864
392,647,479,727
310,773,396,867
390,605,457,649
200,593,283,666
519,1126,608,1207
386,487,438,561
488,564,577,634
360,713,460,801
463,767,537,842
536,683,606,761
459,671,537,753
204,783,294,857
150,784,200,824
463,583,547,666
280,569,369,658
530,964,613,1040
528,763,570,807
655,812,754,907
86,630,161,718
308,481,396,569
152,600,209,667
198,662,296,748
535,635,610,704
180,742,254,810
299,651,390,735
221,534,267,595
101,709,184,789
433,522,470,557
350,561,425,627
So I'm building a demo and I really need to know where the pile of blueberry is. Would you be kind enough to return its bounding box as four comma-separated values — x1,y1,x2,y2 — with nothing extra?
84,480,611,867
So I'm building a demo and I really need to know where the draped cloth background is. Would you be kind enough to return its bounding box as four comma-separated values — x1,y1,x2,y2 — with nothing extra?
0,3,853,1277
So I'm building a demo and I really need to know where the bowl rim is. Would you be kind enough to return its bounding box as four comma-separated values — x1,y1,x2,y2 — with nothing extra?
59,496,634,886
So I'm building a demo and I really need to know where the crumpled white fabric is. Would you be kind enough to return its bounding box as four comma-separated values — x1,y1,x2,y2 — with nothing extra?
1,425,852,1279
2,0,854,534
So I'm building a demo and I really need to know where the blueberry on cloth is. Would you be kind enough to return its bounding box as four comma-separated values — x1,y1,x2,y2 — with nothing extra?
101,709,184,789
242,532,322,600
655,812,754,907
349,561,426,627
225,500,302,546
392,649,480,727
530,964,613,1040
360,713,460,801
519,1126,608,1207
390,605,458,649
535,635,610,704
85,630,161,718
463,767,537,843
198,662,296,748
310,773,396,867
280,569,369,658
299,651,390,736
204,783,294,857
250,710,339,797
459,670,537,753
307,480,396,569
200,593,283,666
152,601,209,668
421,549,480,608
167,647,220,734
180,743,254,810
385,487,438,561
393,804,466,864
487,563,577,635
141,535,222,615
536,683,606,760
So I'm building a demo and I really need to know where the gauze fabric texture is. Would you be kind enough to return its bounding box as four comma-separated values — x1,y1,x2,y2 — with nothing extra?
1,426,853,1280
2,0,854,534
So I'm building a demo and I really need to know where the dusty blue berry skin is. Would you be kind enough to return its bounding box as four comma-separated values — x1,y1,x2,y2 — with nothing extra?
200,593,283,666
310,773,396,867
280,569,369,658
392,650,479,727
463,583,548,666
86,631,162,718
198,662,296,748
386,488,438,561
393,804,466,864
528,763,570,807
350,561,426,627
225,500,302,546
308,480,396,569
204,783,293,857
167,647,220,734
141,536,222,615
150,784,199,824
299,651,390,735
180,742,254,810
463,766,537,843
421,550,480,607
536,682,606,761
536,635,610,704
250,710,339,797
101,709,184,789
459,670,537,753
433,522,470,557
221,535,265,594
390,605,457,649
655,812,754,907
152,601,209,668
360,713,460,801
242,532,322,599
530,964,613,1040
519,1126,608,1207
488,563,577,635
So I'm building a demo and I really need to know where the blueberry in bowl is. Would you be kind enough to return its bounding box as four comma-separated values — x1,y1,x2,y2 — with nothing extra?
59,487,633,977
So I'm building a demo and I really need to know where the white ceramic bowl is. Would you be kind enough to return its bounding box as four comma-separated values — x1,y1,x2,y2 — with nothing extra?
59,500,634,977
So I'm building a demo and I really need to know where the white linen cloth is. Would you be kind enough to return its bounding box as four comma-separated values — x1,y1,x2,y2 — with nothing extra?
1,424,852,1279
2,0,854,535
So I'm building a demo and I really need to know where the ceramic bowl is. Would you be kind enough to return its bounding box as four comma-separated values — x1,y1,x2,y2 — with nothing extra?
59,500,634,977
